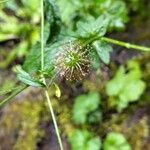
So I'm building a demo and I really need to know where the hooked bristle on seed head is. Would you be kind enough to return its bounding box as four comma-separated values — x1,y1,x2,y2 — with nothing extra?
55,41,92,81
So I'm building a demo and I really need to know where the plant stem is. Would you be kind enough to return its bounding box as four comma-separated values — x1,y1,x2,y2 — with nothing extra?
0,85,28,108
41,0,44,72
101,37,150,52
40,1,64,150
44,83,64,150
0,87,22,96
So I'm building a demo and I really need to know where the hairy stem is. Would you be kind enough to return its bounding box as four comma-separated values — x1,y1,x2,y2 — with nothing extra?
40,0,64,150
101,37,150,52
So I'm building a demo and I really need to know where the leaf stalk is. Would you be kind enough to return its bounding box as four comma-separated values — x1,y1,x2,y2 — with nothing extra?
101,37,150,52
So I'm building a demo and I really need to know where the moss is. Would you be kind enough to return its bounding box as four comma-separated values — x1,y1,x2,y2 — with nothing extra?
101,112,149,150
0,98,46,150
125,116,149,150
13,101,45,150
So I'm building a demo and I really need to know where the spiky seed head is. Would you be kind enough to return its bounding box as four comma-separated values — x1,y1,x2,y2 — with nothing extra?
55,41,92,81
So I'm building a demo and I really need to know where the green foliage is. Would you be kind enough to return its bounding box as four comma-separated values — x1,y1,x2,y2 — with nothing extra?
103,132,131,150
72,92,102,124
93,41,113,65
23,0,76,76
56,0,129,31
5,0,40,18
69,129,101,150
22,0,149,83
22,0,61,74
0,0,40,68
76,16,109,39
44,0,61,43
23,11,113,79
89,48,101,69
1,0,149,88
106,61,146,112
23,43,41,74
23,38,75,75
23,12,113,76
105,0,129,30
16,66,45,87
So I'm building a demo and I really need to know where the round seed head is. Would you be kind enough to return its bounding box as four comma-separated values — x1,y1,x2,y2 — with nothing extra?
55,41,92,81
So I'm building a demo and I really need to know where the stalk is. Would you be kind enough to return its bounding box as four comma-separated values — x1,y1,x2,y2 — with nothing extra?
40,1,64,150
101,37,150,52
0,85,28,108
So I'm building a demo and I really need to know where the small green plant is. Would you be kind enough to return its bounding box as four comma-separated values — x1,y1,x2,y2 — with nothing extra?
73,92,102,124
106,60,146,112
0,0,150,150
69,129,101,150
103,132,131,150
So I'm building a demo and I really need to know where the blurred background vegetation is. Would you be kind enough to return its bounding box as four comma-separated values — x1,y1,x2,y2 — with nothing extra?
0,0,150,150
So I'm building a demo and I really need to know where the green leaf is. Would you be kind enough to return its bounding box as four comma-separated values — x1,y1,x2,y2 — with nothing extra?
93,41,113,64
76,16,109,39
88,111,102,124
106,61,146,112
44,22,51,44
69,129,101,150
86,137,101,150
23,42,41,74
23,42,55,74
106,66,125,96
16,66,46,87
44,0,61,43
119,80,146,102
56,0,80,28
23,38,76,75
105,0,129,30
56,0,129,31
73,92,101,124
103,132,131,150
89,48,101,70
